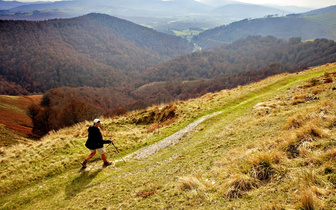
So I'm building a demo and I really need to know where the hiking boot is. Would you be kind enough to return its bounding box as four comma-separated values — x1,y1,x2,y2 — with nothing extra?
81,160,87,169
103,161,112,167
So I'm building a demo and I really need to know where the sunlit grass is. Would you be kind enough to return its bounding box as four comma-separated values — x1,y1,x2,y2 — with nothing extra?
1,63,336,209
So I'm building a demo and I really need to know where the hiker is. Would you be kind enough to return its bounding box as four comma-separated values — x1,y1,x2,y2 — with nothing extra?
81,119,113,168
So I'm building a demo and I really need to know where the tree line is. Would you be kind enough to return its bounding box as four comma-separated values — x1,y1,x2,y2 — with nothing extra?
142,36,336,82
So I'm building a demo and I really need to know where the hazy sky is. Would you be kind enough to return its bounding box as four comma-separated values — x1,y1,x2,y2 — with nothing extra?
3,0,64,2
3,0,336,9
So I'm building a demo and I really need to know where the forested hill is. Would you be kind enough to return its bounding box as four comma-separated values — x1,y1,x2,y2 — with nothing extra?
142,36,336,82
0,13,194,93
193,6,336,48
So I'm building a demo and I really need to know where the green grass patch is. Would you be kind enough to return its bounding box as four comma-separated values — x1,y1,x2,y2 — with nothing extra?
172,29,203,36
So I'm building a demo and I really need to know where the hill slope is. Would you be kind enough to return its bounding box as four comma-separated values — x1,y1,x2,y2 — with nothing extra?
193,6,336,48
303,5,336,29
0,13,193,93
1,63,336,209
143,36,336,82
0,95,42,145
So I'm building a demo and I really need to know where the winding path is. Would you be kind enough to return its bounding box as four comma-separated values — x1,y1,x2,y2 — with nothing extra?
123,111,223,161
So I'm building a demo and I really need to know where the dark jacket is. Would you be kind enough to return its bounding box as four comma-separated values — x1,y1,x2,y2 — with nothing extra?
85,126,110,149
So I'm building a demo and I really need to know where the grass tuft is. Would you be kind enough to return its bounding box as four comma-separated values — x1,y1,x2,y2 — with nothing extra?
300,189,315,210
249,151,278,181
222,174,259,199
286,113,306,129
178,175,205,191
324,148,336,160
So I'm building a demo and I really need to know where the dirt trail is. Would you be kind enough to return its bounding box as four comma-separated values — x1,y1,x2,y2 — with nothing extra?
122,111,223,161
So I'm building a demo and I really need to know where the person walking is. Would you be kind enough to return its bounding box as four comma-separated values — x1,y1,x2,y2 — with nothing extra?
81,119,113,168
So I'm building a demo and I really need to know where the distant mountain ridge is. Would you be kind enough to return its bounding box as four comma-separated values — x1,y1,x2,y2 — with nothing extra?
1,0,212,18
193,6,336,48
0,0,309,34
212,3,286,19
301,5,336,16
0,0,26,10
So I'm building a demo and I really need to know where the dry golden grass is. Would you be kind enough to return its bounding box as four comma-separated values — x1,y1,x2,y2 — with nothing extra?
324,148,336,160
248,151,281,181
202,64,336,208
221,174,259,199
178,175,206,191
1,63,336,209
300,188,315,210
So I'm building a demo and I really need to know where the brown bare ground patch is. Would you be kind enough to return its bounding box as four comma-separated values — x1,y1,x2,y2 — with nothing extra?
0,95,42,143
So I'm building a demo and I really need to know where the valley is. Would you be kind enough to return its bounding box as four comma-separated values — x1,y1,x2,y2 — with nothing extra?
1,1,336,208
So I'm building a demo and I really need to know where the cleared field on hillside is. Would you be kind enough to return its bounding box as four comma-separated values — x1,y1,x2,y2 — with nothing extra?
0,95,42,146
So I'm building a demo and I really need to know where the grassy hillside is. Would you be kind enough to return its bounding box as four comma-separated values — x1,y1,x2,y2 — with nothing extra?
1,63,336,209
304,9,336,37
0,95,42,145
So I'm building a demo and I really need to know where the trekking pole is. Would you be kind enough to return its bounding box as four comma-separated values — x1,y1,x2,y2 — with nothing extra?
107,141,126,163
